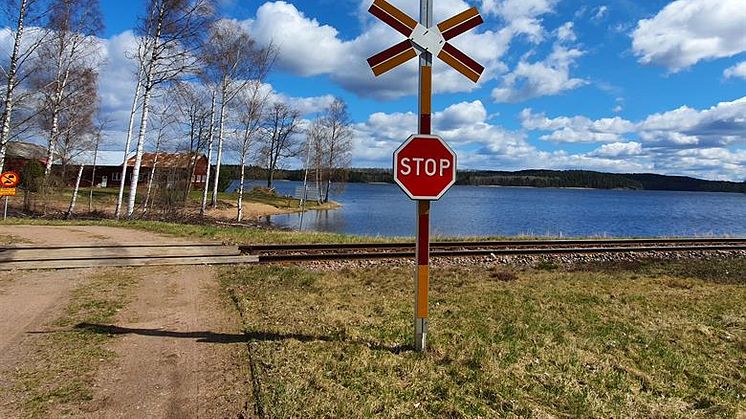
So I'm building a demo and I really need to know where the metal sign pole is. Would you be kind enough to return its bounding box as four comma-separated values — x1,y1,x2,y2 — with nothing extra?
414,0,433,353
367,0,484,353
3,196,8,221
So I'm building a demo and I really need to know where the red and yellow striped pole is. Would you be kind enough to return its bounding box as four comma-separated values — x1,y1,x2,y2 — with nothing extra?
414,0,433,352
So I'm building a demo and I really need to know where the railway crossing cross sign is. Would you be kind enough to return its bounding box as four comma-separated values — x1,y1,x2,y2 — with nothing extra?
367,0,484,352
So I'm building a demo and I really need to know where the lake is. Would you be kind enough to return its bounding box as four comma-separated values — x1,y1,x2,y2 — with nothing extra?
227,180,746,238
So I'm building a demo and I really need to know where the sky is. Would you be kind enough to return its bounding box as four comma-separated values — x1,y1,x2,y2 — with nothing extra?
16,0,746,180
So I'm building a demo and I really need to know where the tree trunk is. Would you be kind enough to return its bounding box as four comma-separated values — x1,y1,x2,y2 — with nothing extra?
45,67,71,176
66,164,84,219
127,5,164,218
237,154,246,222
200,90,216,215
126,81,153,218
88,137,100,212
143,153,159,213
211,81,228,208
0,0,28,174
115,71,143,219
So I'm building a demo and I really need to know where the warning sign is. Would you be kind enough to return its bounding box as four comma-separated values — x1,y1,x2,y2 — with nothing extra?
1,171,20,188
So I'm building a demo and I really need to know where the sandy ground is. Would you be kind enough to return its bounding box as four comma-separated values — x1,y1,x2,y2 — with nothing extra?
0,225,249,418
206,202,296,220
71,266,249,418
0,225,212,246
0,269,88,416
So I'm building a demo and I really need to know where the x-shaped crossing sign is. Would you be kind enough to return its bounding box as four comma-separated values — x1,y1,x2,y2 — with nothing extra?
367,0,484,82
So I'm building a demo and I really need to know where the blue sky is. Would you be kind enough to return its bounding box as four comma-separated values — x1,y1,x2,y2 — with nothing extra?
92,1,746,180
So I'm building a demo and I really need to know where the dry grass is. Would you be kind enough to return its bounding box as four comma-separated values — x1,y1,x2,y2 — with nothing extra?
220,259,746,418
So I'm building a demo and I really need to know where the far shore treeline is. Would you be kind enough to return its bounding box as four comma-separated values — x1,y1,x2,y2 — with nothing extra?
219,165,746,194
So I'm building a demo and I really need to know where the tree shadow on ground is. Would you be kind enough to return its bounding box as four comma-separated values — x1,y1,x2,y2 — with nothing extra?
71,323,412,354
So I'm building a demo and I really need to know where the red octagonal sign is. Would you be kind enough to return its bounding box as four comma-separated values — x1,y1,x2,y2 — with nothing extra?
394,134,457,200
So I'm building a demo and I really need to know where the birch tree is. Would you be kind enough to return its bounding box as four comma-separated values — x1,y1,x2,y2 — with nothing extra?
318,98,353,202
60,68,97,218
258,101,301,189
201,18,273,209
143,91,176,213
232,81,267,221
0,0,50,173
33,0,102,177
126,0,213,218
171,80,210,197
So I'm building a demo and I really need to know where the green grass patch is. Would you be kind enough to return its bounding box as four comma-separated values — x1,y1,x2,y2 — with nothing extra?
14,270,137,418
220,259,746,417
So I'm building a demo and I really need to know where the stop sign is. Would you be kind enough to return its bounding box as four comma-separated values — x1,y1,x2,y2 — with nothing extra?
394,134,457,200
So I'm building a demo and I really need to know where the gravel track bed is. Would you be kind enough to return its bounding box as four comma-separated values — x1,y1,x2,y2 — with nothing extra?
289,249,746,271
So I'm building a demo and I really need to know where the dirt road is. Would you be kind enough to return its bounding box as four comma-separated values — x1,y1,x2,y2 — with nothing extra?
0,225,249,418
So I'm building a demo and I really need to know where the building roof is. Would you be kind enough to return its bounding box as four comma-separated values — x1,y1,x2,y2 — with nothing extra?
75,150,128,166
127,152,205,169
6,141,47,160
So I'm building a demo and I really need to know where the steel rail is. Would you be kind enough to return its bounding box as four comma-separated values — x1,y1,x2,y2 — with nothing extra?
256,243,746,263
241,237,746,254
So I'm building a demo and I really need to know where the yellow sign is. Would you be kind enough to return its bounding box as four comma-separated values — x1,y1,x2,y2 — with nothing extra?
0,188,17,197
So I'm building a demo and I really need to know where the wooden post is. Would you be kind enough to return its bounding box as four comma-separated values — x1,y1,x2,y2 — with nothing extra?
414,0,433,353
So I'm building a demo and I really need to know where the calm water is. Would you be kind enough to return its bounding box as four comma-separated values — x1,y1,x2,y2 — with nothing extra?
227,180,746,238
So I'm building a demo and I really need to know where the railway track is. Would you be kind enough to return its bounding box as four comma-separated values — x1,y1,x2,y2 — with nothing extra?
1,238,745,269
242,238,746,262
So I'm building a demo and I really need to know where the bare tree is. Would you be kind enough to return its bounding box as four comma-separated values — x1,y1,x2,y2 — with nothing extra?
199,89,215,215
87,114,109,212
305,116,325,203
171,80,210,197
143,91,176,213
32,0,102,177
36,66,97,178
126,0,213,218
201,18,274,209
60,68,98,218
258,101,301,189
113,64,143,219
0,0,50,173
318,98,353,202
232,81,267,221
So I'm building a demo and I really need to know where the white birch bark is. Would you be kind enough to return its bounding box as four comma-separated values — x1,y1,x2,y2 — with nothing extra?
211,81,227,208
200,90,216,215
115,72,142,219
65,164,84,218
0,0,28,174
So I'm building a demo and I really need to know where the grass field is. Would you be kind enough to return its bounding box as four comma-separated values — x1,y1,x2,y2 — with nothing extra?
220,258,746,417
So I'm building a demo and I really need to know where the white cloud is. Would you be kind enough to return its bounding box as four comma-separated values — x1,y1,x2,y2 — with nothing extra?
593,6,608,21
631,0,746,71
556,22,576,42
492,44,587,102
482,0,559,42
724,61,746,79
590,142,643,157
522,96,746,149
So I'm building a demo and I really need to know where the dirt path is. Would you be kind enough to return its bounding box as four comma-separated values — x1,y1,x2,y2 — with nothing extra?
0,225,248,418
76,266,248,418
0,225,212,246
0,270,87,417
